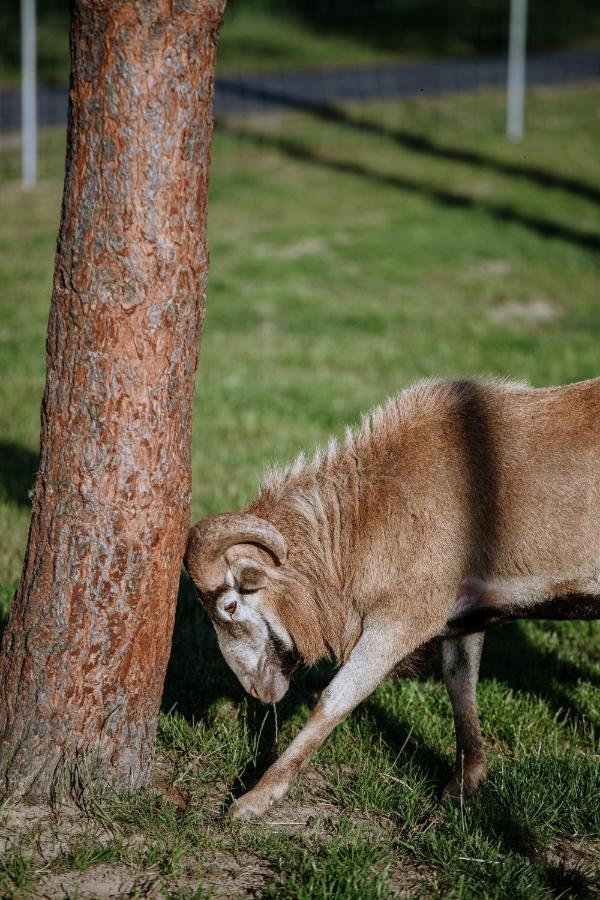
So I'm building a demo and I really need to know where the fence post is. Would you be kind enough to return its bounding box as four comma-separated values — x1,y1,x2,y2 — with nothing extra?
506,0,527,141
21,0,37,187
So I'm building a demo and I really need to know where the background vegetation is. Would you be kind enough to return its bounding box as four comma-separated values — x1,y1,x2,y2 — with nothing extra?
1,84,599,896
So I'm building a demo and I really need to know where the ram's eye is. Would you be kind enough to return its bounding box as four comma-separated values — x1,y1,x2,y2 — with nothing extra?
224,599,237,616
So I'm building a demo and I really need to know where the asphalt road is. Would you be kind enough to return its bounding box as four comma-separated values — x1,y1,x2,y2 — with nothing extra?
1,49,599,130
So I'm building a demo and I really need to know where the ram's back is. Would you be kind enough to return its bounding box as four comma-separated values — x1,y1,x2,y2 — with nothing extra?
350,377,600,620
483,377,600,578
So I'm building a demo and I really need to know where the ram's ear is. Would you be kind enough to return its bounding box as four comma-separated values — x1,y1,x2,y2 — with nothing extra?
229,557,268,592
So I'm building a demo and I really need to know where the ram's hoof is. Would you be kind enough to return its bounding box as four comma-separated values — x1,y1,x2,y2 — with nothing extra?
442,763,487,801
229,791,272,820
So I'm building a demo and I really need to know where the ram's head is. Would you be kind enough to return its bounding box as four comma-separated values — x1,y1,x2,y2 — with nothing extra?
184,514,298,702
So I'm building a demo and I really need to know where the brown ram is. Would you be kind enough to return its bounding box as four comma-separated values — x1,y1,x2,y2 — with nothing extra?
185,377,600,818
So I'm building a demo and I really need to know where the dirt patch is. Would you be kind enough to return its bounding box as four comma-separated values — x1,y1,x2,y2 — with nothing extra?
37,865,145,900
388,860,438,898
0,800,95,859
544,838,600,899
489,297,560,324
479,258,512,277
546,837,600,872
3,791,596,898
200,849,273,899
279,236,329,260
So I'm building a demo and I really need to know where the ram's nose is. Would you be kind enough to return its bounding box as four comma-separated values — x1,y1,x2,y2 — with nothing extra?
248,684,259,700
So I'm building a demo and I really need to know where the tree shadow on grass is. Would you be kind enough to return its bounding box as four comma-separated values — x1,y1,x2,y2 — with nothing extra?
0,441,38,508
482,619,599,725
312,102,600,207
162,573,243,721
216,120,600,254
0,441,38,643
218,87,600,207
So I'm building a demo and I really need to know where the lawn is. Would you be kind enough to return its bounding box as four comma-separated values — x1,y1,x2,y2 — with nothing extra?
0,84,599,897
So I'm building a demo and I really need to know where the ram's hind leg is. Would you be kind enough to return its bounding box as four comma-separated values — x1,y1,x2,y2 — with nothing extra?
442,631,486,799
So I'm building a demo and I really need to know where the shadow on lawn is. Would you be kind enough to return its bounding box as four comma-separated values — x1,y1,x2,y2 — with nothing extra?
217,86,600,207
216,119,600,254
162,573,243,720
482,619,600,715
0,441,38,507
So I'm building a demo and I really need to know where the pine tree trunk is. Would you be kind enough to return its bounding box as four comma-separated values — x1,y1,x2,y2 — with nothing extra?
0,0,226,799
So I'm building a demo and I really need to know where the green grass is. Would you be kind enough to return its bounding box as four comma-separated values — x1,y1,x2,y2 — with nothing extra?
0,85,599,896
0,6,395,87
0,847,38,898
217,5,398,72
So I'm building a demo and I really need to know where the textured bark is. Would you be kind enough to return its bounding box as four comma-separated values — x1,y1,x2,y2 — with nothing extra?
0,0,226,798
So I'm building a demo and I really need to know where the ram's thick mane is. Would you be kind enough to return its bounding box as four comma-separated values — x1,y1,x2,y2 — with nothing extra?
258,378,444,504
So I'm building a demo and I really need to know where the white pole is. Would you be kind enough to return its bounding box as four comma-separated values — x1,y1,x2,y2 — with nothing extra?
21,0,37,188
506,0,527,141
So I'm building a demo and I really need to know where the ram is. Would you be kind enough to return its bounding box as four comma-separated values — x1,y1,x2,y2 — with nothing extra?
184,377,600,818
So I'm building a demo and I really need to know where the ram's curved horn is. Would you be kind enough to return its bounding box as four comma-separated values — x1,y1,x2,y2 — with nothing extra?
191,513,287,565
184,513,288,594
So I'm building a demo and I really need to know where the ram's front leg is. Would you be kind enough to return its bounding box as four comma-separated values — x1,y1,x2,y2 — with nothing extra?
229,621,411,819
